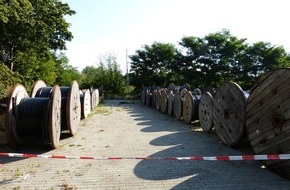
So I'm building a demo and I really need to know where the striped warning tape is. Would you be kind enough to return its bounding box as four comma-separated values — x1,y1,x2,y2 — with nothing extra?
0,153,290,161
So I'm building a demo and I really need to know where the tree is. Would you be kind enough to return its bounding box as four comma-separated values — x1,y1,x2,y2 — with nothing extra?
0,0,75,72
130,42,177,89
81,53,127,97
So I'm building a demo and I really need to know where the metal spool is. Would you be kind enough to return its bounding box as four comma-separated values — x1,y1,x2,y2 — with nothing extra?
155,90,162,111
246,68,290,179
167,90,175,115
160,90,168,113
199,92,214,132
80,90,91,119
183,91,201,123
213,82,248,147
34,81,81,136
6,84,61,149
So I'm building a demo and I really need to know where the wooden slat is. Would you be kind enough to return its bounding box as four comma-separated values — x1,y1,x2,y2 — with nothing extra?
199,92,214,132
213,82,247,146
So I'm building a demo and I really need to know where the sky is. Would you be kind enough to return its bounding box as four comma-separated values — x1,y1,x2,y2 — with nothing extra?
63,0,290,74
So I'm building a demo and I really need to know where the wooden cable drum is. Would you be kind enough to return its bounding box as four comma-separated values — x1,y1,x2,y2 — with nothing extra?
245,68,290,179
90,89,97,110
30,80,47,97
5,84,29,148
6,84,61,149
173,88,189,120
80,90,91,119
33,81,81,136
182,91,201,123
160,90,168,113
213,82,248,147
155,89,162,111
199,92,214,132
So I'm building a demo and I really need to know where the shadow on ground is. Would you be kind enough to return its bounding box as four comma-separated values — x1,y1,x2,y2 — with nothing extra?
119,101,290,189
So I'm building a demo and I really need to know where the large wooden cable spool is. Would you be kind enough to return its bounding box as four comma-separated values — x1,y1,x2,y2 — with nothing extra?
90,89,97,110
168,83,176,92
151,89,157,108
246,68,290,179
182,91,200,123
6,84,61,149
80,90,91,119
33,81,81,136
141,88,147,104
5,84,29,148
199,92,214,132
173,88,188,120
213,82,248,147
95,89,100,106
30,80,47,98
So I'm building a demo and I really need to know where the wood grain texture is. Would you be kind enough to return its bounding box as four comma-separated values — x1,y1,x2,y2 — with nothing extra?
213,82,247,146
246,68,290,178
199,92,214,132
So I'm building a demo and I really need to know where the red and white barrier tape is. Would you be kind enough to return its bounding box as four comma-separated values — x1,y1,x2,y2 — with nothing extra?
0,153,290,161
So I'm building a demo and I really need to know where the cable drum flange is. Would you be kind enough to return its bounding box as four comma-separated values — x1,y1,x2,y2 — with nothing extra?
182,91,201,124
80,90,91,119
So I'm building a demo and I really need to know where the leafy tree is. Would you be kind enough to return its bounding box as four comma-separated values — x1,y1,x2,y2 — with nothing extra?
0,64,22,98
81,53,127,97
130,42,177,90
55,52,81,86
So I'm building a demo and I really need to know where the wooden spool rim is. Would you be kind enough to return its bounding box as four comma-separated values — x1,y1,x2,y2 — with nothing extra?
199,92,214,132
168,83,176,92
183,91,195,123
5,84,29,148
49,85,61,149
81,90,91,119
66,80,81,136
173,92,183,120
30,80,47,98
213,81,247,146
91,89,97,110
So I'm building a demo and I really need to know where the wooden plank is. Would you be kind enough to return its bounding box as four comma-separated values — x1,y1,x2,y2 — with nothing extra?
199,92,214,132
213,82,247,146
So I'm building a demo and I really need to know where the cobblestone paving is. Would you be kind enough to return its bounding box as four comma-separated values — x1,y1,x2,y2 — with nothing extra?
0,99,290,189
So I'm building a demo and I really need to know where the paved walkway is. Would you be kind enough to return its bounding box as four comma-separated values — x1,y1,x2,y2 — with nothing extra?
0,99,290,189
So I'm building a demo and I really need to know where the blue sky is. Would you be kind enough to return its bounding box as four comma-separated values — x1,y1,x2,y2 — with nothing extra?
63,0,290,74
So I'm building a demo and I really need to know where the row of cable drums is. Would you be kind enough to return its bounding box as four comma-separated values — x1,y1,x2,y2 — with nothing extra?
141,68,290,179
1,80,100,149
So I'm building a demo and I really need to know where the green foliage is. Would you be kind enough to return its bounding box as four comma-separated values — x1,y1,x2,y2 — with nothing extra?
0,0,75,89
81,53,127,97
130,29,290,91
55,52,81,86
0,64,22,98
